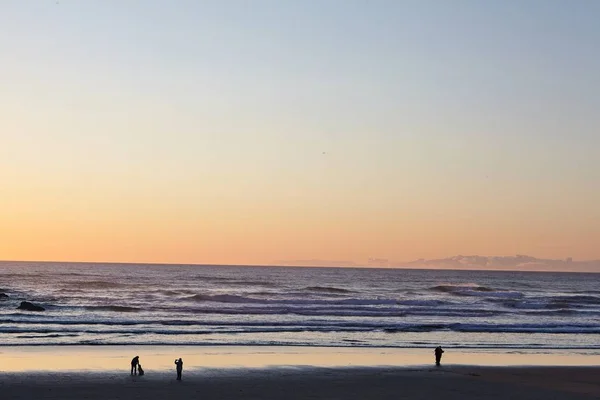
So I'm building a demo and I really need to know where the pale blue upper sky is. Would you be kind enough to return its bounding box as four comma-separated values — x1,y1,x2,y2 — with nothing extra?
1,1,599,263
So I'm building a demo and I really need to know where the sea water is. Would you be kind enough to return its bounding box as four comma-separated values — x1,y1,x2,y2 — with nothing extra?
1,262,599,350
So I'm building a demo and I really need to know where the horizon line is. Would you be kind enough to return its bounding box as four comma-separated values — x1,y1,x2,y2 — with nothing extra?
1,258,599,274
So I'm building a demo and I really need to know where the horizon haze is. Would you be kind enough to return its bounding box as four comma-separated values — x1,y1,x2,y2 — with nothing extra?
2,254,600,273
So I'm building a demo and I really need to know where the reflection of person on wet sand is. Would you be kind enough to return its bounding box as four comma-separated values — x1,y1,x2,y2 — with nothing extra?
434,346,444,366
175,358,183,380
131,356,140,375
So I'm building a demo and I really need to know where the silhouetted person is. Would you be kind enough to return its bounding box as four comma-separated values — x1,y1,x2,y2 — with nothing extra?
138,363,145,376
434,346,444,366
175,358,183,380
131,356,140,375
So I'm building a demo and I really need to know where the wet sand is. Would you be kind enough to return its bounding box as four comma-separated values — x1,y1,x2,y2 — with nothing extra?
2,345,599,370
0,366,599,399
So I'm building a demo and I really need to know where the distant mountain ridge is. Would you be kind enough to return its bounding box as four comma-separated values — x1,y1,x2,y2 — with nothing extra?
404,255,600,272
277,255,600,272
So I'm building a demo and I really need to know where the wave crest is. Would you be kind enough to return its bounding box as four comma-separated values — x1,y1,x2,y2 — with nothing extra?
431,284,495,293
67,281,129,289
84,306,141,312
430,284,522,298
304,286,354,294
187,294,260,303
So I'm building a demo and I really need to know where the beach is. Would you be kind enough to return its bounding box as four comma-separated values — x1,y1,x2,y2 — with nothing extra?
2,264,599,398
0,346,599,399
1,365,599,399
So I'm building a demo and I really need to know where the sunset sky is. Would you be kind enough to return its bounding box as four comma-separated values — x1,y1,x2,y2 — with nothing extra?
1,1,599,266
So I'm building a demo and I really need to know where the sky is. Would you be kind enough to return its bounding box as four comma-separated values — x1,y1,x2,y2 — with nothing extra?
1,0,599,266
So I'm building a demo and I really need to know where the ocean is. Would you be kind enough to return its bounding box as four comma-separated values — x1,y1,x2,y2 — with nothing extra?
1,262,599,350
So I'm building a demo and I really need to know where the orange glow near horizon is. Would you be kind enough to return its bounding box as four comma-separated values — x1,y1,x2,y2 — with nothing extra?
2,195,599,267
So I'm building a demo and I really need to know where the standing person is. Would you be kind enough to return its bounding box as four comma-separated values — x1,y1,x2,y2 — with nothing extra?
131,356,140,375
434,346,444,366
174,358,183,380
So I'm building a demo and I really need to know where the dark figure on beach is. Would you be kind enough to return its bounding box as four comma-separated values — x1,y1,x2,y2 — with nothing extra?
175,358,183,380
138,364,145,376
434,346,444,366
131,356,140,375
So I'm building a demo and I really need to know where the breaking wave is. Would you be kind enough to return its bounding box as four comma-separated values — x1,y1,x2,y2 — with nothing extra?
303,286,354,294
431,284,496,293
187,294,398,306
66,281,131,289
1,321,599,335
430,284,523,298
187,294,262,303
83,306,142,313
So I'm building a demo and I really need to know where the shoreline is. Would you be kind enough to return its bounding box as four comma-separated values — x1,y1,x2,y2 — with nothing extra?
1,342,599,350
3,259,600,274
1,345,598,372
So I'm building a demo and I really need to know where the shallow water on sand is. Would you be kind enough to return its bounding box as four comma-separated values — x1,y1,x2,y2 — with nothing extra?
1,346,599,372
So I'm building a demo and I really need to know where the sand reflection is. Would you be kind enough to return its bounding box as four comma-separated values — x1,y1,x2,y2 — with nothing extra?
0,346,598,372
